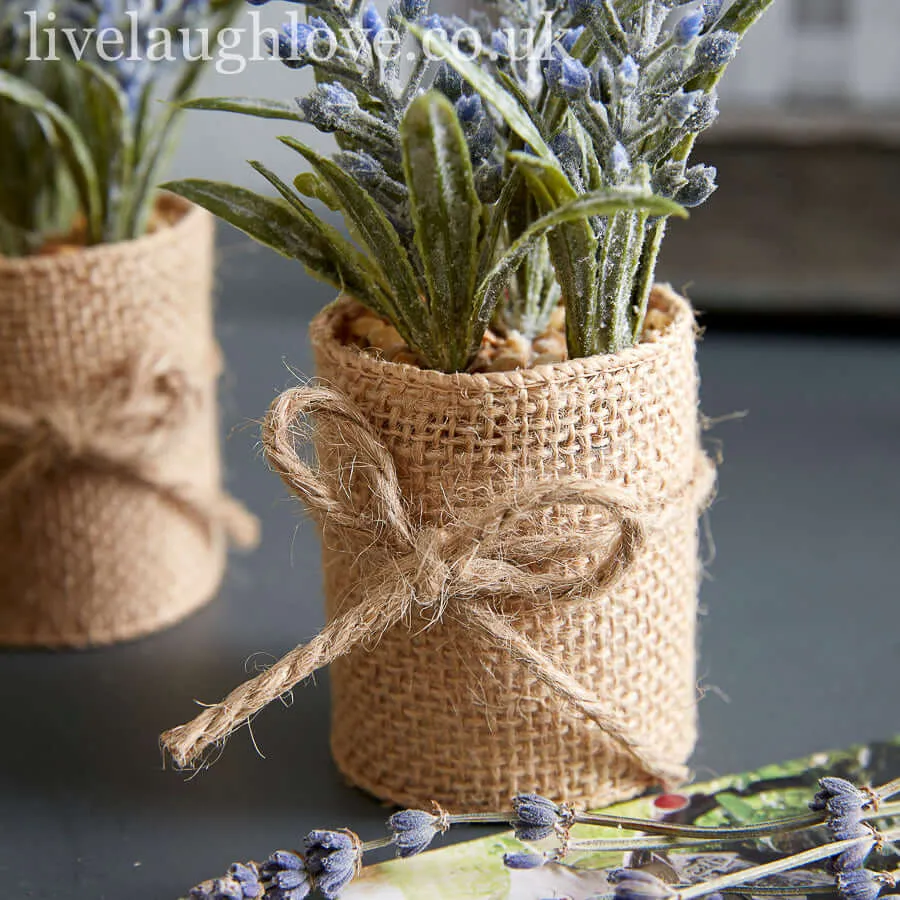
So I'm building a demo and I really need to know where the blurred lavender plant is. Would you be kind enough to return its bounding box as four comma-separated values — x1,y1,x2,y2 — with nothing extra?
180,776,900,900
165,0,687,371
0,0,239,256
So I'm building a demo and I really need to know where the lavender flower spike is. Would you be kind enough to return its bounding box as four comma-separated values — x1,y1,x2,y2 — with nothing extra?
259,850,310,900
388,805,449,858
304,829,361,899
511,793,573,841
838,870,896,900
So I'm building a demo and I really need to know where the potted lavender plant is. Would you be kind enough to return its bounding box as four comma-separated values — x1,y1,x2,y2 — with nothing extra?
0,0,256,648
161,0,773,811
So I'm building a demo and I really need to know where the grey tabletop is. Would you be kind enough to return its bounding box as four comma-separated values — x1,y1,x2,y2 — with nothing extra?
2,234,899,899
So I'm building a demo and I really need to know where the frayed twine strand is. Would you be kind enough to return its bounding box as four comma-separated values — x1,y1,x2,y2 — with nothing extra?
161,383,715,785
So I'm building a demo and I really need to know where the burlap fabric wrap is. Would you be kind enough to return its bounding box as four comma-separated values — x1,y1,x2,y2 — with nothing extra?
160,283,714,811
306,286,713,810
0,195,257,648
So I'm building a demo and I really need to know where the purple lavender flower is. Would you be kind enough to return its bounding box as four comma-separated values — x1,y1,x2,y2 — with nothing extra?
388,808,449,858
674,10,704,47
503,850,548,869
304,830,360,900
545,51,591,100
827,840,876,875
362,2,384,42
702,0,724,28
511,793,571,841
259,850,310,900
617,55,639,94
838,870,895,900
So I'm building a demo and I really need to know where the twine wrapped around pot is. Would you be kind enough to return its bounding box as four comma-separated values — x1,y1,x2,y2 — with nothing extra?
162,284,715,812
0,195,258,648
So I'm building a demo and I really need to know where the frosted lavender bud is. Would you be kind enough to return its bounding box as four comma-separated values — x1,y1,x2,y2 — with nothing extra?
362,1,384,41
259,850,310,900
617,55,639,93
674,10,703,46
675,164,716,207
298,83,360,131
610,142,630,179
702,0,724,27
828,840,876,875
388,808,447,858
503,850,547,869
692,30,739,73
611,869,676,900
561,25,584,52
400,0,428,20
666,89,702,125
545,52,591,100
210,878,242,900
511,793,569,841
304,830,360,900
455,94,494,162
652,160,687,197
838,870,895,900
434,63,464,101
684,90,719,132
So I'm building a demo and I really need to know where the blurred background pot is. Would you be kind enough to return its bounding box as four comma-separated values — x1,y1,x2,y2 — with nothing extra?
0,194,256,648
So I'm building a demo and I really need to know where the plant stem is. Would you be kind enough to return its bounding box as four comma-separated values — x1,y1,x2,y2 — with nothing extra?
676,829,900,900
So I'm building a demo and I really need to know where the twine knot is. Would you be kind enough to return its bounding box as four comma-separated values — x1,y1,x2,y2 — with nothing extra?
161,384,715,786
0,354,259,549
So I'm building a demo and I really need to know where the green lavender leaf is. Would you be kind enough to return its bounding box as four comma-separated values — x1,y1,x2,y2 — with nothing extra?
247,159,397,322
181,96,302,121
401,92,482,371
475,186,685,324
278,136,431,352
161,179,381,307
508,151,598,356
0,70,102,243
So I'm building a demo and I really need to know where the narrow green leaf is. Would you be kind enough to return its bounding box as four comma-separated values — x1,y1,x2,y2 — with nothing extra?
278,135,430,347
181,96,302,121
161,179,382,304
407,24,552,158
507,151,598,347
475,187,685,322
401,92,482,369
247,159,395,319
0,70,102,242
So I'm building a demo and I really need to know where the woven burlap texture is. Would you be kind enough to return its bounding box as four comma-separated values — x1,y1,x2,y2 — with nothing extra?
309,284,710,812
0,195,252,648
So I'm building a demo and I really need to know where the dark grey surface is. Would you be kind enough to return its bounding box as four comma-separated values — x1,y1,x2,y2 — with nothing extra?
2,234,899,899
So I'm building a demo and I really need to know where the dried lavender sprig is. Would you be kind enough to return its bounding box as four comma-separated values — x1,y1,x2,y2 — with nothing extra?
675,830,900,900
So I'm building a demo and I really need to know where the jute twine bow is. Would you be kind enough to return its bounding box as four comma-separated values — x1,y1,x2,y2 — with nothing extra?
0,354,259,548
162,385,716,786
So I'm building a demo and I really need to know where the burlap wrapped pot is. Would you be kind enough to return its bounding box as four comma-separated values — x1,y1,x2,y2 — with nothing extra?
0,195,257,648
304,284,715,811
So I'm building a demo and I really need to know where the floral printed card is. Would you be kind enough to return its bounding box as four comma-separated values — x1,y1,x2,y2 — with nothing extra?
342,737,900,899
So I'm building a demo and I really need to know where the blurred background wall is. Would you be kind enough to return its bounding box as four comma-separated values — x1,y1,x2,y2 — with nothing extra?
170,0,900,313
